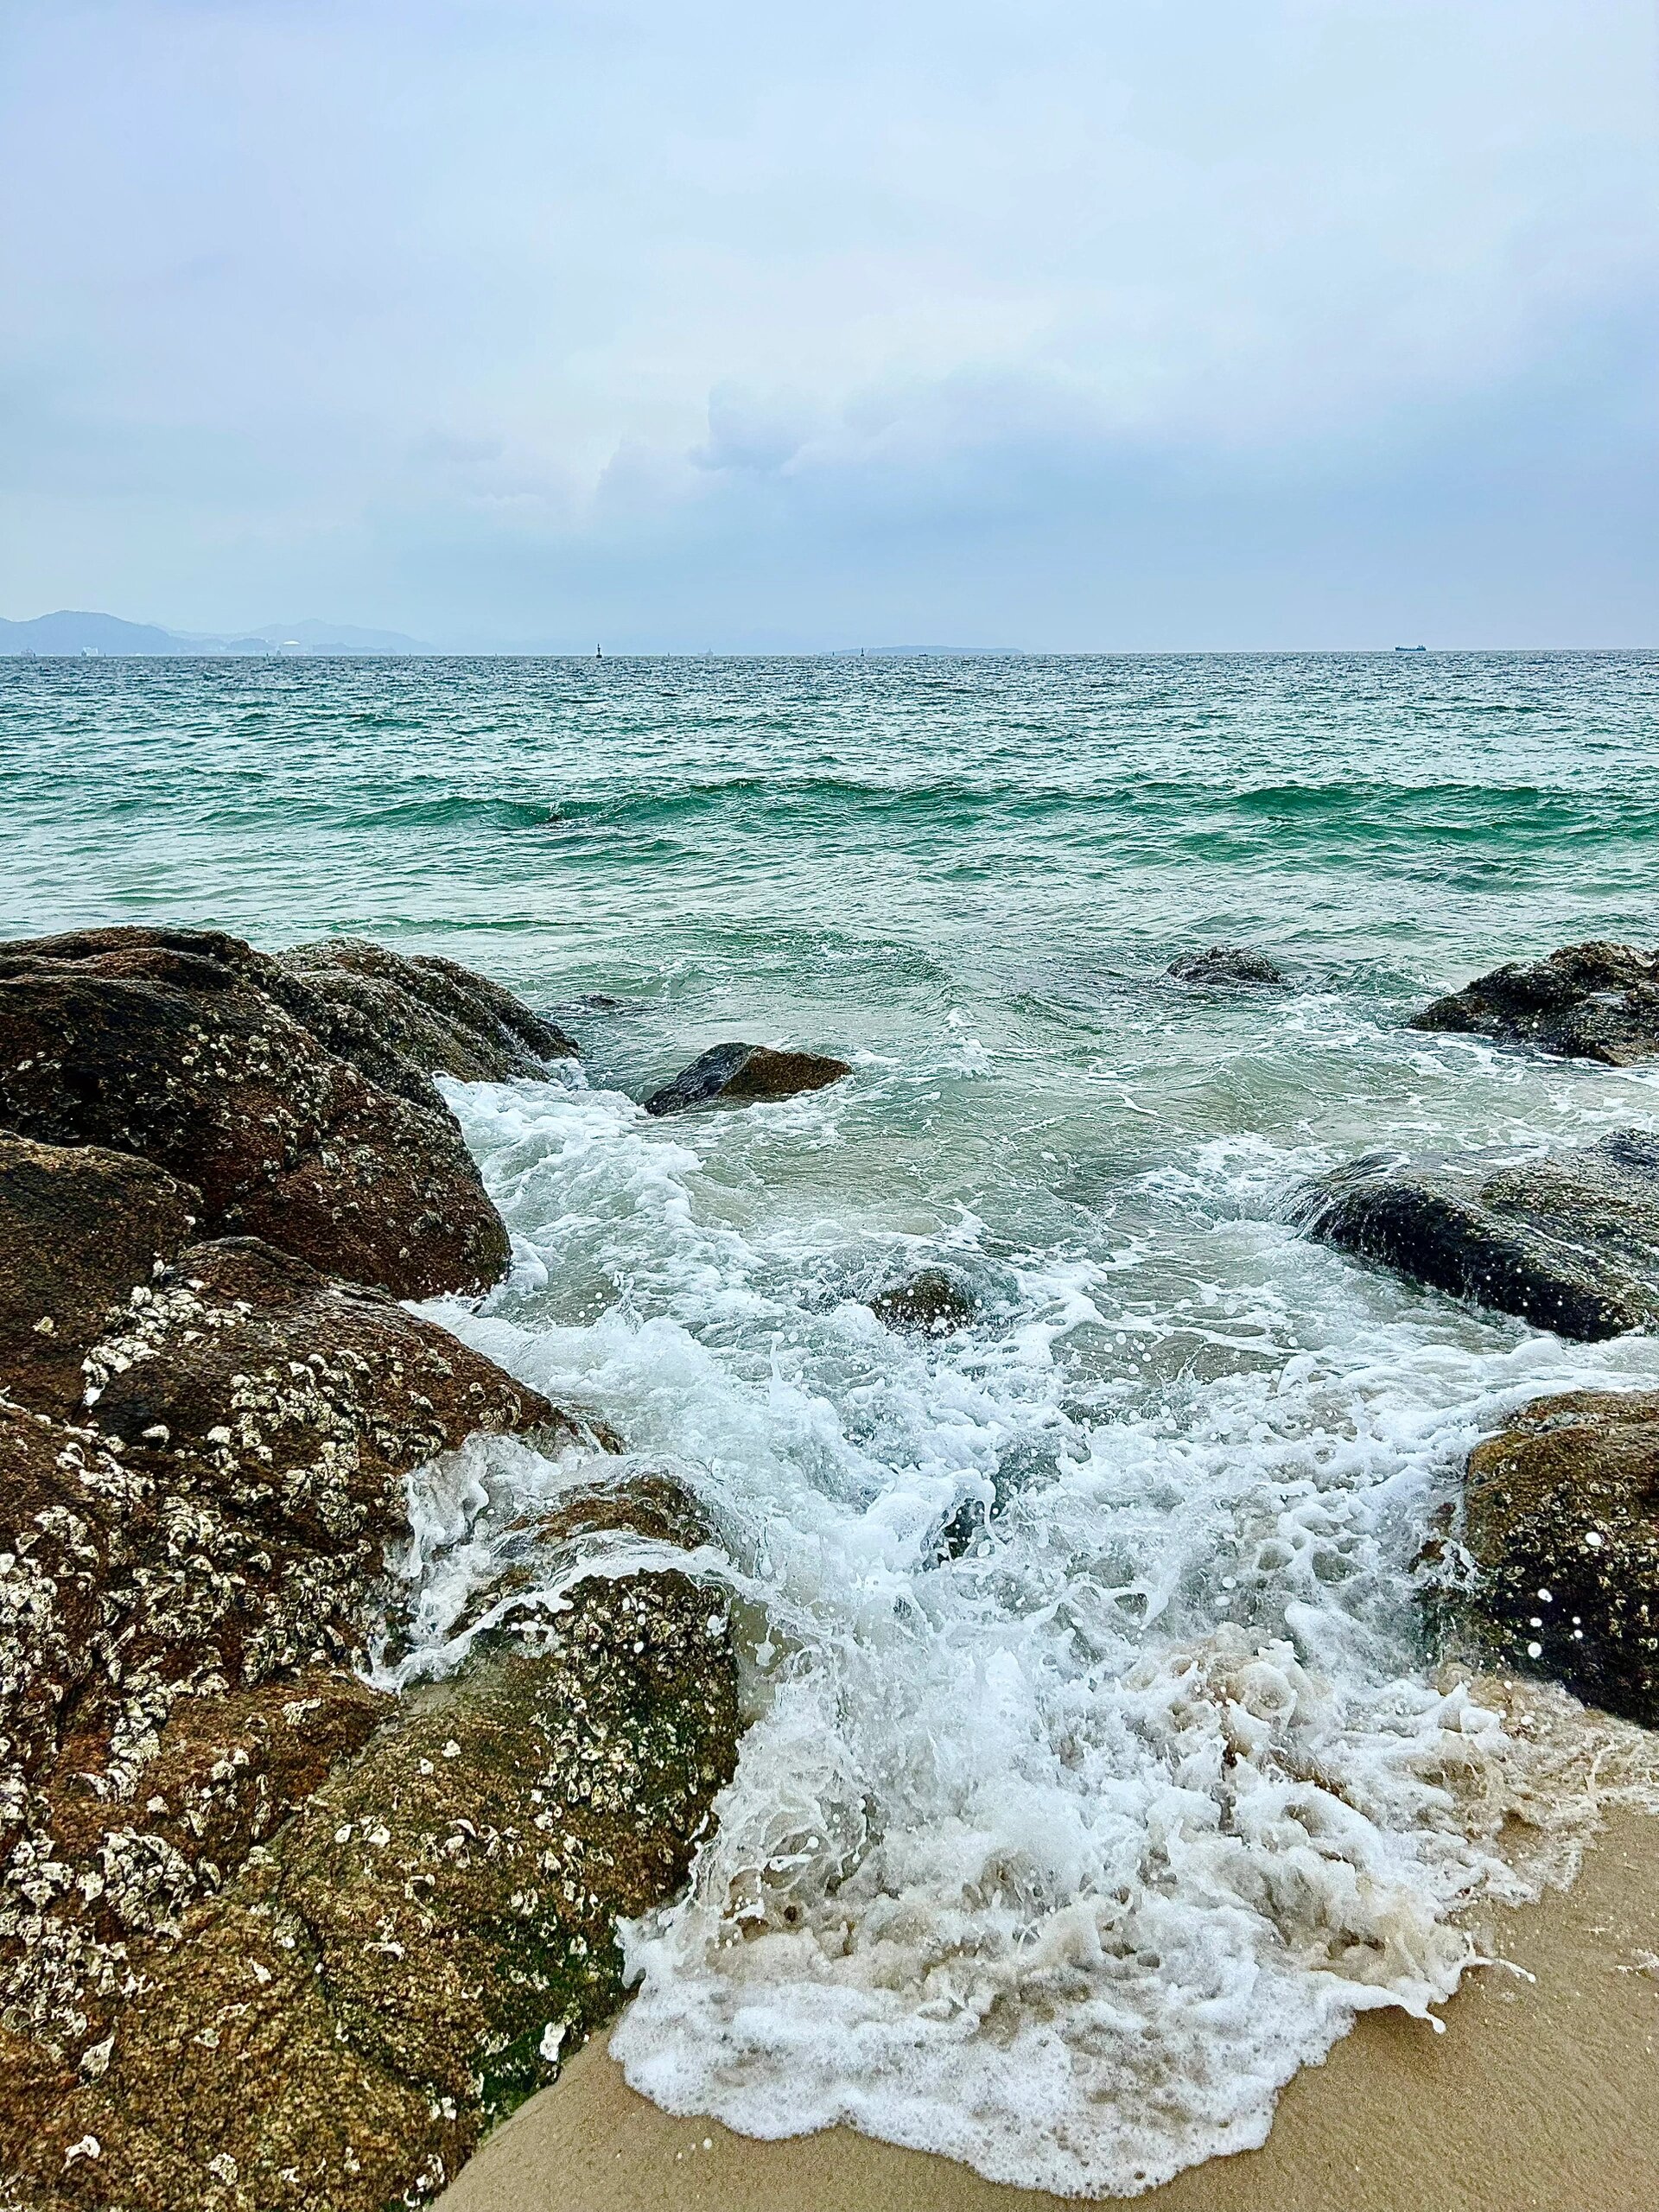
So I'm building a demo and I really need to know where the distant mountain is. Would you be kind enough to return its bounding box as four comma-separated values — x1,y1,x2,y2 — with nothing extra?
0,610,193,656
0,610,432,656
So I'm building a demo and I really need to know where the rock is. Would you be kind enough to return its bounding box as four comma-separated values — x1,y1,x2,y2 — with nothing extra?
0,1243,557,2076
868,1267,981,1338
1460,1389,1659,1723
0,928,519,1297
0,1133,200,1413
1297,1130,1659,1340
1167,946,1288,987
1409,940,1659,1065
9,1570,740,2212
643,1042,851,1116
272,936,576,1105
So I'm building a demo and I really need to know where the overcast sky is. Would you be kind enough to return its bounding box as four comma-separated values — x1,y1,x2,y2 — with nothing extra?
2,0,1655,648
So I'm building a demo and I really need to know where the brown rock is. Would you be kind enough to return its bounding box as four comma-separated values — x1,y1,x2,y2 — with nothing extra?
643,1041,852,1116
1410,940,1659,1065
1461,1388,1659,1723
0,1133,200,1413
0,929,518,1298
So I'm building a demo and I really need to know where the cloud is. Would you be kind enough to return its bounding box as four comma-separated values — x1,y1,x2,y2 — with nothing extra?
1,0,1654,642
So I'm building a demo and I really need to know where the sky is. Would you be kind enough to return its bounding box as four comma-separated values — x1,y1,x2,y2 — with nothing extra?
2,0,1656,650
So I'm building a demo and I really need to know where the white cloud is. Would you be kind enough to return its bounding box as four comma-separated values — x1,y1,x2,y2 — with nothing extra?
1,0,1653,640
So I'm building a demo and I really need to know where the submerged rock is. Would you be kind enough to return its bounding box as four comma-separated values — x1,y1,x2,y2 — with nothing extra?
1409,940,1659,1065
9,1571,740,2212
1461,1389,1659,1723
0,1132,200,1413
0,927,538,1297
1166,945,1288,987
1297,1130,1659,1340
868,1266,981,1338
643,1041,852,1116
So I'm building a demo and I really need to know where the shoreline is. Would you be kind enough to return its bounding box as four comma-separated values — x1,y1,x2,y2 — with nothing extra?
439,1810,1659,2212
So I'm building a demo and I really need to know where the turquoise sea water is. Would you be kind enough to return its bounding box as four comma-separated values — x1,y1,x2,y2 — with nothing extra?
5,653,1659,2193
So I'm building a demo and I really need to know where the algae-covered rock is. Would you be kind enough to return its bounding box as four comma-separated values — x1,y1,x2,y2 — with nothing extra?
1461,1389,1659,1723
644,1041,851,1116
1409,940,1659,1065
0,929,525,1298
1297,1131,1659,1341
10,1570,740,2212
0,1133,200,1414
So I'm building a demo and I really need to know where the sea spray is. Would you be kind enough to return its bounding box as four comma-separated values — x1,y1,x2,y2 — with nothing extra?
384,1068,1659,2197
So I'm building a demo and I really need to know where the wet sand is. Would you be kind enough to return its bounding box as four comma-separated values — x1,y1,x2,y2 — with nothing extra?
439,1813,1659,2212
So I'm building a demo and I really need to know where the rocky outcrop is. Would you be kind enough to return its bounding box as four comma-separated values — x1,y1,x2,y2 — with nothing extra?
0,928,559,1298
1460,1389,1659,1724
0,928,745,2212
1297,1131,1659,1340
1167,946,1287,987
4,1571,739,2212
644,1042,851,1116
1409,940,1659,1065
868,1267,981,1338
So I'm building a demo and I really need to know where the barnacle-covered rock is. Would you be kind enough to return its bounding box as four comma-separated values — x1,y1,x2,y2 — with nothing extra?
0,928,538,1298
0,1244,558,2091
10,1571,740,2212
0,1132,200,1414
1461,1388,1659,1723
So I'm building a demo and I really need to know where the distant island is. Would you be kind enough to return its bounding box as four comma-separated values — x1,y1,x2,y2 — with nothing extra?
0,610,430,657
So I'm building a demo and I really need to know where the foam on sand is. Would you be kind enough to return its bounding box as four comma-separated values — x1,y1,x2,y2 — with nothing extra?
406,1072,1659,2197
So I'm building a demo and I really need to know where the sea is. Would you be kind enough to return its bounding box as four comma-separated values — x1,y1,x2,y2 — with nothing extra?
5,650,1659,2196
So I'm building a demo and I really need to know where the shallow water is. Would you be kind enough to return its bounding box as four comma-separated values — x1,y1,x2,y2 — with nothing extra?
5,652,1659,2193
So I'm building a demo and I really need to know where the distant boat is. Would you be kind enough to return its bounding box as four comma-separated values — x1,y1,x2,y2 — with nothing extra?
1394,645,1427,652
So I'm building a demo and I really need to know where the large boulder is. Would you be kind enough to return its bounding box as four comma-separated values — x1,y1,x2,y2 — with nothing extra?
0,928,563,1298
5,1568,740,2212
1460,1389,1659,1723
1297,1131,1659,1341
643,1041,851,1116
0,1133,200,1412
1409,940,1659,1065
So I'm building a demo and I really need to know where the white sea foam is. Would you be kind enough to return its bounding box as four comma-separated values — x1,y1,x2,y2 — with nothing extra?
397,1071,1659,2198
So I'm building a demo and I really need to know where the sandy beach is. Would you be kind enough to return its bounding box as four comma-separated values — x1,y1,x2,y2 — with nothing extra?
440,1812,1659,2212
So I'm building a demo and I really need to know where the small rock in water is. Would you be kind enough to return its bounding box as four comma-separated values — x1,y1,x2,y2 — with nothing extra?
1166,946,1288,987
1295,1129,1659,1341
643,1041,851,1116
867,1266,981,1338
1409,939,1659,1065
1459,1389,1659,1723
